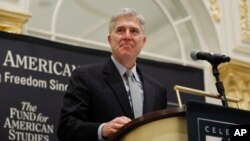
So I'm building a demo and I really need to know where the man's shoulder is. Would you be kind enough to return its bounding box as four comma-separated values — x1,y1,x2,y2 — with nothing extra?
76,62,106,72
70,62,107,79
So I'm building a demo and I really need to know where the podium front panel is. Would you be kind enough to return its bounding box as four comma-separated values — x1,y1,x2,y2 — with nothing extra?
186,101,250,141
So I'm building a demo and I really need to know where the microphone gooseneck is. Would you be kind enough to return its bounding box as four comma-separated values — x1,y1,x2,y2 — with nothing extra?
190,49,230,107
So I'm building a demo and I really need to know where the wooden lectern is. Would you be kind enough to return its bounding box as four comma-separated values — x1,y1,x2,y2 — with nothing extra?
109,85,250,141
109,101,250,141
108,107,187,141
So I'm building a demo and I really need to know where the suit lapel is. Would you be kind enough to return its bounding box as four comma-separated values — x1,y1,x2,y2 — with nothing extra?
103,59,134,119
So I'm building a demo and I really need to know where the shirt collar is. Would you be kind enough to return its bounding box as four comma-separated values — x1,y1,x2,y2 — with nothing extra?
111,56,140,82
111,56,127,77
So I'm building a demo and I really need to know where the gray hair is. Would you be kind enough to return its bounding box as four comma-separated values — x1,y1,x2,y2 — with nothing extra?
109,8,146,34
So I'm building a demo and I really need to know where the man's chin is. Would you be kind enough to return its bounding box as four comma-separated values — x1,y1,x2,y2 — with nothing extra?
119,52,133,58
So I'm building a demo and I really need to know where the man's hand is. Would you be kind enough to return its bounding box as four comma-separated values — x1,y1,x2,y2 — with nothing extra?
102,116,131,138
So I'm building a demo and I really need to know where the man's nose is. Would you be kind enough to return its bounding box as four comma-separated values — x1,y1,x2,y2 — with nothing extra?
123,30,132,40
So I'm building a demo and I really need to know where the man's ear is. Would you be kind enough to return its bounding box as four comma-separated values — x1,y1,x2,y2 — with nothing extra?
108,35,111,44
143,36,147,46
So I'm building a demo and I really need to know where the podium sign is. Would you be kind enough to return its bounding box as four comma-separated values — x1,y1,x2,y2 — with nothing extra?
186,101,250,141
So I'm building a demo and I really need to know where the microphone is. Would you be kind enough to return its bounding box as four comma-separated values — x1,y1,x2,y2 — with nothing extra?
191,49,230,64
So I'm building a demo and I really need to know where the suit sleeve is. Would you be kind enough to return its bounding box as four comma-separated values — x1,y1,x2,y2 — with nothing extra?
57,68,101,141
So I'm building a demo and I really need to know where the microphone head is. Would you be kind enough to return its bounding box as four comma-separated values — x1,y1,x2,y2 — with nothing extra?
215,54,231,62
190,49,199,61
190,49,231,64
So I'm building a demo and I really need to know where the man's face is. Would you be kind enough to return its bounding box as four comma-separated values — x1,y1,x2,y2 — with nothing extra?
108,15,146,63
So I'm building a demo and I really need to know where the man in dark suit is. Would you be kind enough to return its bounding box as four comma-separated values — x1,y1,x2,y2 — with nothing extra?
57,8,167,141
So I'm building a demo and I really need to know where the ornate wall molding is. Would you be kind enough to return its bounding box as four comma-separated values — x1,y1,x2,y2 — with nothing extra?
0,8,31,33
240,0,250,42
210,0,221,22
219,59,250,110
230,0,250,58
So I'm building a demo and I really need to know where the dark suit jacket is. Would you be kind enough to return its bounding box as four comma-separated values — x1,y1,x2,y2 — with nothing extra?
57,58,167,141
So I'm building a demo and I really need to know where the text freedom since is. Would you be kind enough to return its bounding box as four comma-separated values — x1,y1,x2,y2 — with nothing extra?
4,72,68,92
